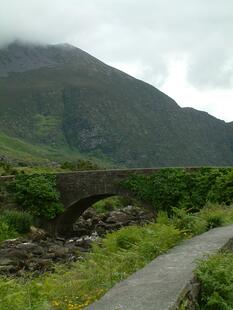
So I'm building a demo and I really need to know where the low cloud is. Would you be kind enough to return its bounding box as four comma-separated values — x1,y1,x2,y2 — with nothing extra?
0,0,233,120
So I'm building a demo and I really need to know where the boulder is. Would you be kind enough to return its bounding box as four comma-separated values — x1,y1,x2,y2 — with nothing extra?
106,211,132,224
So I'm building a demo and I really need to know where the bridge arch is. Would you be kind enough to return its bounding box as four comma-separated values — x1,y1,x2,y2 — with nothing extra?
52,190,154,237
55,193,115,236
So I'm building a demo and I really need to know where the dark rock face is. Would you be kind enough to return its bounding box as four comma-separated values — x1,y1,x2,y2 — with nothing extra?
0,42,232,167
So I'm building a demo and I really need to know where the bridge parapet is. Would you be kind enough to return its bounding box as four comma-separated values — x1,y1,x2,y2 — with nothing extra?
56,168,162,209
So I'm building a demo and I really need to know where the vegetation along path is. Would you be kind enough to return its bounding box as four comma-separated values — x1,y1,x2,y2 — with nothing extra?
87,224,233,310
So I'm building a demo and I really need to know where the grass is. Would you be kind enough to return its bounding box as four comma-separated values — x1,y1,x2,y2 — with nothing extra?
0,222,182,310
0,210,33,234
0,131,116,168
0,132,54,164
0,210,33,242
0,221,18,242
198,203,233,227
0,204,233,309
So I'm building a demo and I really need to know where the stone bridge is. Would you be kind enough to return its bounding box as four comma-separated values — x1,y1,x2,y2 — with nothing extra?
0,168,198,236
52,168,163,236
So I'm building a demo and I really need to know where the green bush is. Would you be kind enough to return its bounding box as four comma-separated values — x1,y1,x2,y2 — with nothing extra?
0,221,18,242
205,213,225,230
122,169,189,215
196,252,233,309
171,208,207,236
122,168,233,215
198,204,232,230
102,225,146,251
0,210,33,234
208,170,233,205
7,174,64,219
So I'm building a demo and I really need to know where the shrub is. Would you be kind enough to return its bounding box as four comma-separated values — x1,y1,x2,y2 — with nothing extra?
7,174,64,219
122,168,233,215
1,210,33,233
102,225,146,251
198,204,230,230
208,170,233,205
205,213,225,230
171,208,207,236
196,252,233,309
121,169,194,215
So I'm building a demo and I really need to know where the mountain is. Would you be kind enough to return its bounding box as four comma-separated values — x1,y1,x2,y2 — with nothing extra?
0,41,232,167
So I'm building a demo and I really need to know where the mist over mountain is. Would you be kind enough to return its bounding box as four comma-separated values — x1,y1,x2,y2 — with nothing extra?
0,42,232,167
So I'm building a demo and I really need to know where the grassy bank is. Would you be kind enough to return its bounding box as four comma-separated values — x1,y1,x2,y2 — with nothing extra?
1,204,233,310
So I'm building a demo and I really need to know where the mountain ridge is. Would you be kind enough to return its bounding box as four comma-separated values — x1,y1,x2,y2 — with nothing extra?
0,42,232,167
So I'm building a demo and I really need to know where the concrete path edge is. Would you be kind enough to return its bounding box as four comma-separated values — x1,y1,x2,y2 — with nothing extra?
86,224,233,310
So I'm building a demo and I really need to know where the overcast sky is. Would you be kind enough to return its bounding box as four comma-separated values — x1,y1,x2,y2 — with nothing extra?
1,0,233,122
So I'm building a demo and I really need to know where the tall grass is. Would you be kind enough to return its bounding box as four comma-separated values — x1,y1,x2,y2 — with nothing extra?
0,210,33,242
1,210,33,234
0,222,18,242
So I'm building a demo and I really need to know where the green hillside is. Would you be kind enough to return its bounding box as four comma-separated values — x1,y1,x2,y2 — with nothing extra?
0,132,114,168
0,42,232,167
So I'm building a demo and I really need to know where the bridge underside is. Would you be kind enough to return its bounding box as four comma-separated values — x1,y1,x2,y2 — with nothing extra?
54,194,115,236
46,193,154,237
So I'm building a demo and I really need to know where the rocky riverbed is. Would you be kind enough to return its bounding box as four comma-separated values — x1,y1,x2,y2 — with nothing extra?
74,205,155,236
0,206,155,276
